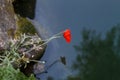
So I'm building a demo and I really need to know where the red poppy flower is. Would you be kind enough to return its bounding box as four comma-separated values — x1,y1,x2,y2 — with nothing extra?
63,29,71,43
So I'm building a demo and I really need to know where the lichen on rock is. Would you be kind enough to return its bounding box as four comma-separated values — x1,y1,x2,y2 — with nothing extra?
0,0,16,45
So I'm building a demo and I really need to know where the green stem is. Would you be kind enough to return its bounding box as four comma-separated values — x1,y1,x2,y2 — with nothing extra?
25,32,63,54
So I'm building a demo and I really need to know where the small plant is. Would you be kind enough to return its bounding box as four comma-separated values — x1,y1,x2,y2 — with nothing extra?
0,28,71,80
0,34,44,80
0,57,35,80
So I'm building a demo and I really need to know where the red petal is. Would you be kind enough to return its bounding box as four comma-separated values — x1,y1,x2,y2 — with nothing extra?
63,29,71,43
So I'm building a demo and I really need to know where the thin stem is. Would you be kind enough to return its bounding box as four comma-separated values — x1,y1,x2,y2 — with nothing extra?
46,59,60,70
40,31,63,42
29,60,45,64
25,35,62,54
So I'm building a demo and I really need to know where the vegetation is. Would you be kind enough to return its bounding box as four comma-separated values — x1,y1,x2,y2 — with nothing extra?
0,59,35,80
68,24,120,80
0,0,41,80
0,33,45,80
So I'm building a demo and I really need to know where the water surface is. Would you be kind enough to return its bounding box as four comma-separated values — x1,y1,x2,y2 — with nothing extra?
35,0,120,79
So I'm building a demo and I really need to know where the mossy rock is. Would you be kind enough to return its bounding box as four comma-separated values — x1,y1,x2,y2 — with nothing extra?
15,17,37,38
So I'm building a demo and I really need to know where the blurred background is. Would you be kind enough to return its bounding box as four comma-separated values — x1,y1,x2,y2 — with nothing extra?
32,0,120,80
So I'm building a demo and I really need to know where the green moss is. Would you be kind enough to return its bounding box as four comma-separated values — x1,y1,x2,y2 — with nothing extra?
15,17,37,38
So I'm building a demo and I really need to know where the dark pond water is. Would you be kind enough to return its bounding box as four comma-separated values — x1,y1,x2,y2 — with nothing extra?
34,0,120,80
